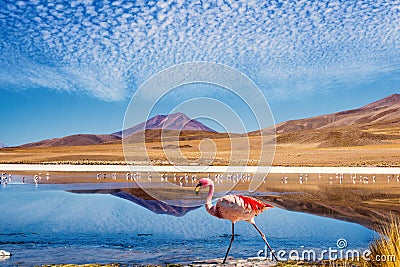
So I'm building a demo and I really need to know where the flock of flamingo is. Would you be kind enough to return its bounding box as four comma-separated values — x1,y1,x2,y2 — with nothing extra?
93,171,400,187
2,171,399,187
279,173,400,185
95,171,257,186
0,172,50,185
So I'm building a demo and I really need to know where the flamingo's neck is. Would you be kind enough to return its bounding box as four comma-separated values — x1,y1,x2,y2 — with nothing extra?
205,182,214,212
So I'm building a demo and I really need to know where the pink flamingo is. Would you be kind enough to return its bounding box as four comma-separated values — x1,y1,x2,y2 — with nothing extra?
195,178,278,263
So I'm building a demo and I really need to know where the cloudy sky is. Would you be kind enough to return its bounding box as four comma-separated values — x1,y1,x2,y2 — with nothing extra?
0,0,399,145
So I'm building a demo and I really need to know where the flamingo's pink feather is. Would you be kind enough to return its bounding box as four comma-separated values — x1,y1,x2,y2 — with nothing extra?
213,194,274,223
199,178,274,223
237,195,274,212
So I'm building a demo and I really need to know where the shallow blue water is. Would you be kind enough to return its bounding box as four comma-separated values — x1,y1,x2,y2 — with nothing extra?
0,182,375,266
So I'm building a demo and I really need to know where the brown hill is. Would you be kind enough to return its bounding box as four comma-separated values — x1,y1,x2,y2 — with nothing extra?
123,129,241,144
20,134,121,148
256,94,400,147
275,130,399,147
272,94,400,134
113,112,216,138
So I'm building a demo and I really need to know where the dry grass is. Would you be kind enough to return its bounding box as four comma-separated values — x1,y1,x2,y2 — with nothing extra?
2,136,400,167
368,216,400,267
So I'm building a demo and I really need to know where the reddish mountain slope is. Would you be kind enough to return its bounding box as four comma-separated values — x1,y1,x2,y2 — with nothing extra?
113,112,216,138
255,94,400,147
20,134,121,148
270,94,400,134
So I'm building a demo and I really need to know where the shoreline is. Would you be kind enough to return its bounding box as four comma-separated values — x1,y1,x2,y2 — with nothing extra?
1,164,400,174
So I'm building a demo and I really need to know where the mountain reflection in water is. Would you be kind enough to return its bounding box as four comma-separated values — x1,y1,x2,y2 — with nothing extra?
69,187,201,217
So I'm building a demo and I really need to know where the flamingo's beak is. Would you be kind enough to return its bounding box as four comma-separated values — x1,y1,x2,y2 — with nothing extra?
195,183,202,195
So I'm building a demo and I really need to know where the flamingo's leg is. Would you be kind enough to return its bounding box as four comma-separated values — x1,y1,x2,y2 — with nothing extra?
251,223,278,261
223,222,235,264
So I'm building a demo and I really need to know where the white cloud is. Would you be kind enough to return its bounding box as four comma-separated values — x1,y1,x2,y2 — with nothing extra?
0,0,399,101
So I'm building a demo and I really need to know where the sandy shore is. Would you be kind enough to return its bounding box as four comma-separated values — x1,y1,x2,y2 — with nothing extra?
37,258,367,267
186,258,276,267
1,164,400,174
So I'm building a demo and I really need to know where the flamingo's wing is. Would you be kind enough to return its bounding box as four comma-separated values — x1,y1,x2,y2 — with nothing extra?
237,195,274,213
215,195,274,223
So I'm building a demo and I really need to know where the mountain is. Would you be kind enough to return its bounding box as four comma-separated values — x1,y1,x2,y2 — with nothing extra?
0,142,6,148
17,94,400,148
360,93,400,110
272,94,400,133
255,94,400,147
113,112,216,138
19,112,216,148
20,134,121,148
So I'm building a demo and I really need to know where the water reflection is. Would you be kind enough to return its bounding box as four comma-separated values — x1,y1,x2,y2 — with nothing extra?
69,187,201,217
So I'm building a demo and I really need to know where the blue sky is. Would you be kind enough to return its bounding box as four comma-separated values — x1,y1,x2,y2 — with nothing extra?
0,0,399,146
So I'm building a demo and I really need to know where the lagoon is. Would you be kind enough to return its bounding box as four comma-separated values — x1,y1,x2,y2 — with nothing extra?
0,179,376,266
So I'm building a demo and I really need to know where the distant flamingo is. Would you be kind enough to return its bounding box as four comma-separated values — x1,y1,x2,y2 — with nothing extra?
195,178,278,263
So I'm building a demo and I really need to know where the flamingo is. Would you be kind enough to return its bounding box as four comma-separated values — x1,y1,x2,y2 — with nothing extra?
0,249,11,258
195,178,278,263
